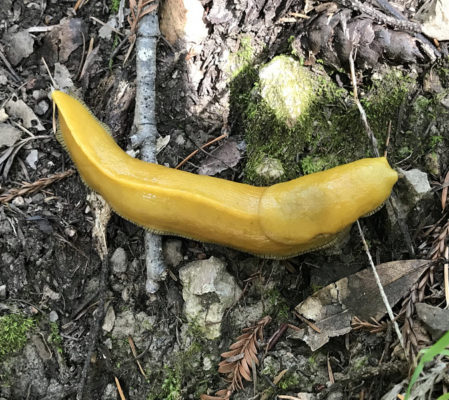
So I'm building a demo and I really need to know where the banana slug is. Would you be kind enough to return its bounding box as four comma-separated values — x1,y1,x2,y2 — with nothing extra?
52,90,398,258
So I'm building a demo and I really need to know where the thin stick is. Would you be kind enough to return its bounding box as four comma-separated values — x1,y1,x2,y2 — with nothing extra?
444,246,449,308
357,220,406,355
41,57,57,88
294,311,321,333
73,0,87,12
131,5,165,294
384,120,391,158
114,376,127,400
348,49,379,157
348,45,415,255
175,133,228,169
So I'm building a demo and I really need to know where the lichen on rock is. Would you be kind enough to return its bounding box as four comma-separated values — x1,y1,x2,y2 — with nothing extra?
179,257,242,339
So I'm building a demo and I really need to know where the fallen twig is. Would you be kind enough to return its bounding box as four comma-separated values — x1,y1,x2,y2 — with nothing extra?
357,220,406,356
176,133,228,169
0,169,75,203
130,3,166,294
348,48,379,157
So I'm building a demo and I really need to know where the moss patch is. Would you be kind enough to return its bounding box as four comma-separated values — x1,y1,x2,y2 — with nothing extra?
229,54,434,185
145,335,205,399
0,313,34,361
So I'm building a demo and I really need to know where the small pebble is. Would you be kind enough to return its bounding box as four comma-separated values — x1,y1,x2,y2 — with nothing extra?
49,310,59,322
12,196,25,207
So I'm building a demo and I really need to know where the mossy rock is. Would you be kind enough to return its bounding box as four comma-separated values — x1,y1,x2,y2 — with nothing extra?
229,53,449,185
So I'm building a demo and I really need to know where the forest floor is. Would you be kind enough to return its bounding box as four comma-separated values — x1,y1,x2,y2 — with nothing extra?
0,1,449,399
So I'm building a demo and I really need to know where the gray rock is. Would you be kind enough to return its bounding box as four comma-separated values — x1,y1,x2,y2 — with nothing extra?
102,305,116,333
179,256,242,339
398,168,431,199
4,30,34,65
416,0,449,41
42,285,61,301
163,239,183,267
0,123,21,147
99,16,117,40
112,310,156,348
53,63,74,92
391,168,433,228
231,302,265,330
102,383,118,400
12,196,25,207
110,247,127,274
35,99,49,116
49,310,58,322
441,95,449,109
12,196,25,208
25,149,39,169
5,97,44,131
415,302,449,341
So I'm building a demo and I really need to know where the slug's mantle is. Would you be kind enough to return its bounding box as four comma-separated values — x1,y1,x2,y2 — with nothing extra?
52,90,398,258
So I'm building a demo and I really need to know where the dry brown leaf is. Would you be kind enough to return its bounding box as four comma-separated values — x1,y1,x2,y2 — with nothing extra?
218,363,235,374
229,339,247,350
221,349,241,359
239,362,251,382
202,316,272,398
235,333,251,341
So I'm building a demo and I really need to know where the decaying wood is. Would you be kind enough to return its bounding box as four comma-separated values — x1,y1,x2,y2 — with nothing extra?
301,5,437,71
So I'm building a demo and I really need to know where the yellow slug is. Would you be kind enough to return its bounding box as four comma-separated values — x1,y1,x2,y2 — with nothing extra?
52,90,398,258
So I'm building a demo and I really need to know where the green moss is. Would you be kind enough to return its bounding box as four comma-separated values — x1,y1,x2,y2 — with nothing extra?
301,155,338,175
310,284,323,293
49,322,63,354
0,314,34,361
352,356,368,371
110,0,120,13
360,72,413,143
233,57,370,185
146,332,204,399
158,367,182,400
230,56,433,185
278,371,300,390
266,289,290,322
228,36,255,79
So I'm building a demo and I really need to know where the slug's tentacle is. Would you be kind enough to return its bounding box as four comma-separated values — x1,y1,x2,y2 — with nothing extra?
52,90,398,259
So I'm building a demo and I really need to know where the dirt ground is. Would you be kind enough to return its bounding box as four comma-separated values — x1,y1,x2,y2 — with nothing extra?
0,0,449,399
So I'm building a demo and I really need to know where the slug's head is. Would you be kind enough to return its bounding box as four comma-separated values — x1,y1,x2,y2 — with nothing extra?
259,157,398,246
